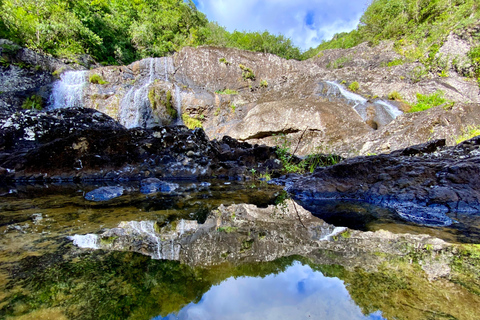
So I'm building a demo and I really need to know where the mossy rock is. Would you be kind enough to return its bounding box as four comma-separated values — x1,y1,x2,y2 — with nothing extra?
148,86,178,125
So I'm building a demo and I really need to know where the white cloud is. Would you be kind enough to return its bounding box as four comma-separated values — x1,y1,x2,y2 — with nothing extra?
194,0,369,50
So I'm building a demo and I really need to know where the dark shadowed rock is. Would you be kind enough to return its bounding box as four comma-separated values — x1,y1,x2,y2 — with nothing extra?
289,138,480,226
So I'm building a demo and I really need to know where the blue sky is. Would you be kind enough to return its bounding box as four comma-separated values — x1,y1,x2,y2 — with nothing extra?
192,0,369,51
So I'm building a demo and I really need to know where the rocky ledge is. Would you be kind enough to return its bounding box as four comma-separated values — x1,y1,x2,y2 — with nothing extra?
0,107,281,182
288,138,480,227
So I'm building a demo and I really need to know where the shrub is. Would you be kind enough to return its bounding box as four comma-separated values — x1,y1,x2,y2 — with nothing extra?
239,64,255,81
21,95,43,110
388,91,402,100
260,79,268,87
407,90,450,113
348,81,360,92
89,74,109,85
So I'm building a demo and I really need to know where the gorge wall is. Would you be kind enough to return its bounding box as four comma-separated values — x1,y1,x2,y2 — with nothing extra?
2,36,480,157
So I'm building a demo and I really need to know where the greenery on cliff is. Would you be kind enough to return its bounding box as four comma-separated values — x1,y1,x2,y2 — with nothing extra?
0,0,301,65
304,0,480,59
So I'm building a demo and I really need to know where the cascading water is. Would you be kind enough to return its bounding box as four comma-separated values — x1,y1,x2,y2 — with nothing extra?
118,57,175,128
320,81,403,128
174,83,183,125
48,70,88,109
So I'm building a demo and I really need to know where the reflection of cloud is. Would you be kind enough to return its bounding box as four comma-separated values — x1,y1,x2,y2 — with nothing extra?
193,0,368,50
156,262,385,320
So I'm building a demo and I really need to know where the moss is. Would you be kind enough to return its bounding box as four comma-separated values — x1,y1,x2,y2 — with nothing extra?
217,226,237,233
219,58,231,65
100,236,118,246
52,67,66,78
182,114,202,129
230,104,236,113
21,95,43,110
89,74,109,85
407,90,452,113
148,88,177,121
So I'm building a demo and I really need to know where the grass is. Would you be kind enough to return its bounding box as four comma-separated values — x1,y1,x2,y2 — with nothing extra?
455,125,480,144
239,64,255,81
215,89,238,95
89,74,109,85
182,114,203,129
217,226,238,233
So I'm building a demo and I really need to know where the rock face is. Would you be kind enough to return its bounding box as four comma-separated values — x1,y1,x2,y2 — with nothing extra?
288,138,480,226
0,107,281,181
71,199,451,274
2,38,480,156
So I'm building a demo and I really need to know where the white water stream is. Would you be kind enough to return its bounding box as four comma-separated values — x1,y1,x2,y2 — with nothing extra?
48,70,88,109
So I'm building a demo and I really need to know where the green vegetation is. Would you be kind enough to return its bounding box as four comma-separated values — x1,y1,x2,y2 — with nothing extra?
88,73,108,85
239,64,255,81
215,88,238,95
274,134,341,174
182,114,202,129
348,81,359,92
219,57,231,65
303,0,480,81
0,1,302,65
407,90,452,113
386,58,405,67
327,55,352,69
217,226,237,233
230,104,236,113
21,94,43,110
388,91,402,101
148,88,177,120
455,125,480,144
260,79,268,88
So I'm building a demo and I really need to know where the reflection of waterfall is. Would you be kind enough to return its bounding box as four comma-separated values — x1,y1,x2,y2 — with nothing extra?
319,81,403,128
119,57,174,129
48,70,87,109
68,234,99,249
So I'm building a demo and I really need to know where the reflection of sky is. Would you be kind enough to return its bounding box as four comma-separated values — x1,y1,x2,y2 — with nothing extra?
153,262,385,320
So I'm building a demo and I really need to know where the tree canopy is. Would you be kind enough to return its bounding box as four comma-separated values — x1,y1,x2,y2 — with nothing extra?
0,0,303,65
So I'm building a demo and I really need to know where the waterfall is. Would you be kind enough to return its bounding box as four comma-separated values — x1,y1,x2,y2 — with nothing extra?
118,57,174,128
174,83,183,125
321,81,403,127
48,70,87,109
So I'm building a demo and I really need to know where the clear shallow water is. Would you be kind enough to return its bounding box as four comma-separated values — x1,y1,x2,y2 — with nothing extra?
1,181,479,319
155,262,385,320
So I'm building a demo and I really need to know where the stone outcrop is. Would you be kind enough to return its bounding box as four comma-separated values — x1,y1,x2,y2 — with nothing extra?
0,107,281,181
288,137,480,226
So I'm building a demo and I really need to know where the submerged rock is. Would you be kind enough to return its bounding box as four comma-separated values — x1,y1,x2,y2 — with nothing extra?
85,186,124,201
140,178,179,194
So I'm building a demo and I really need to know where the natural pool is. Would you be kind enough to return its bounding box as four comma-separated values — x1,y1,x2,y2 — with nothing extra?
0,181,479,319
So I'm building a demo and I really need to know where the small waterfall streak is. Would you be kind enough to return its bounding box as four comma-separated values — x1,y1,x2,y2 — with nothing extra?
319,227,347,241
68,234,99,249
325,81,367,107
174,83,183,125
119,57,176,128
49,70,87,109
128,220,163,260
374,100,403,119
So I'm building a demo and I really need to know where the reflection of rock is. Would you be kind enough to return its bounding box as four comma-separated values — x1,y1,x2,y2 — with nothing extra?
71,200,451,278
140,178,179,194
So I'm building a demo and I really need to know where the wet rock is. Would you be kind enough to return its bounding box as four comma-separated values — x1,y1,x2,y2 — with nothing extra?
85,186,124,201
289,138,480,226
